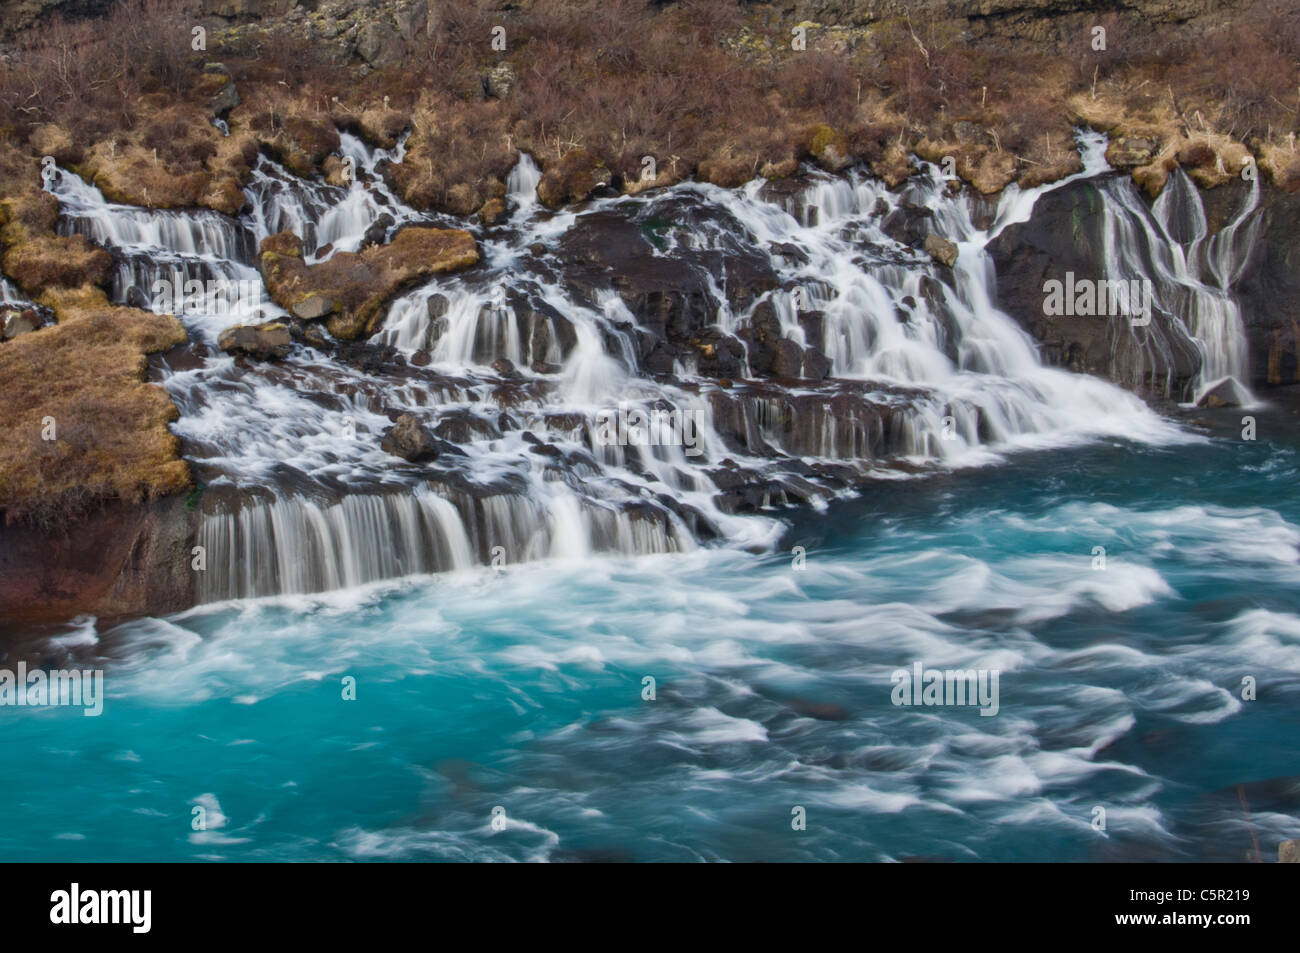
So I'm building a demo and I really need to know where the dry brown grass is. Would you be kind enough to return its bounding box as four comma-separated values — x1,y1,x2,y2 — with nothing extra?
259,226,480,339
0,295,189,525
2,233,111,293
0,144,114,292
0,0,1296,211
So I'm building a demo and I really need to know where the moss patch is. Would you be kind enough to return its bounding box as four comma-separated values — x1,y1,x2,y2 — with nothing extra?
259,226,480,340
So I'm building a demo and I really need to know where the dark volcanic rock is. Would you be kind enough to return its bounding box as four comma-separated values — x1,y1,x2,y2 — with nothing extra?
361,213,395,249
0,495,198,624
1196,378,1245,408
988,177,1201,399
882,201,934,247
555,203,782,378
1208,180,1300,388
380,413,446,462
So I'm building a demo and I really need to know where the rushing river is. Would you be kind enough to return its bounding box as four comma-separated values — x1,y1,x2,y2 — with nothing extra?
4,427,1300,861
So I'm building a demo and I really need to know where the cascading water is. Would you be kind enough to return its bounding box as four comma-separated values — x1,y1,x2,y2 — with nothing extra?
1092,163,1261,402
44,128,1248,603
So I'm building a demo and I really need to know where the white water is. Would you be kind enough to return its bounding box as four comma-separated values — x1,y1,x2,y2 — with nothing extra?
42,130,1254,601
1097,166,1261,402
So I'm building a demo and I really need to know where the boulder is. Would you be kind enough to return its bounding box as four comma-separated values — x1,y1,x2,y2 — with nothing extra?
362,213,395,249
952,121,989,146
1106,136,1159,170
204,76,240,117
483,62,516,100
1196,378,1246,409
1,306,38,340
691,329,746,379
805,124,852,172
924,234,959,268
356,22,405,68
292,293,335,320
491,357,520,378
803,348,833,381
738,300,784,375
882,201,934,247
771,338,805,377
380,413,444,462
217,321,292,360
1281,840,1300,863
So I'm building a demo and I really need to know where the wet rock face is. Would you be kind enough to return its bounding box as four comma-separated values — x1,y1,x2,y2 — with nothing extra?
993,172,1300,393
0,494,198,625
988,177,1202,399
553,200,805,380
1212,183,1300,387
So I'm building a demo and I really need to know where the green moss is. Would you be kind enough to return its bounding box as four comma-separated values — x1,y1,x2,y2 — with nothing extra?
808,124,837,156
640,217,672,250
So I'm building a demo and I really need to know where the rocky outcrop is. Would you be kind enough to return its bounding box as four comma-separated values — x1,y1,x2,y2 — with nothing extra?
552,203,793,380
0,494,198,624
380,412,455,461
992,172,1300,394
0,294,190,525
258,226,479,340
1208,184,1300,388
988,176,1203,398
537,149,613,209
217,320,293,360
758,0,1245,44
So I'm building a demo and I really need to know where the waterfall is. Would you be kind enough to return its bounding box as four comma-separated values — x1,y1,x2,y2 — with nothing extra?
1,276,28,304
44,129,1213,604
245,133,422,260
1092,166,1261,402
506,153,542,211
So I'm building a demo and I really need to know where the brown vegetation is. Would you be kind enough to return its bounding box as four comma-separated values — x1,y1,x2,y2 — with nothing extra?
0,0,1297,218
0,297,189,526
259,227,480,340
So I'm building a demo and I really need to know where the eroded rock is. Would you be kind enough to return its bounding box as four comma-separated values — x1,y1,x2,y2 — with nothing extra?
924,234,959,267
217,320,293,360
259,226,479,340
